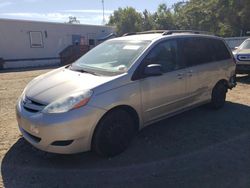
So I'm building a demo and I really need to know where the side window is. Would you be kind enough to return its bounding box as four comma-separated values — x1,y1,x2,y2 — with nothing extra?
145,40,179,73
29,31,43,48
210,39,231,61
180,37,213,67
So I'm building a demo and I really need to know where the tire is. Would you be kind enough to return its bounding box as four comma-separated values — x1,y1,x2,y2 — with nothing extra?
92,109,137,157
210,82,227,109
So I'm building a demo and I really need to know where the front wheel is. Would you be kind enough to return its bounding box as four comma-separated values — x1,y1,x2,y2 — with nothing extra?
210,82,228,109
92,109,137,157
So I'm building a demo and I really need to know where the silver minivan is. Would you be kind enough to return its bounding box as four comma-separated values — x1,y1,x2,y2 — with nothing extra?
16,31,236,157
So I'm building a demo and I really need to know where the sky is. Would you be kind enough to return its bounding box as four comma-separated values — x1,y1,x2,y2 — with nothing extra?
0,0,179,25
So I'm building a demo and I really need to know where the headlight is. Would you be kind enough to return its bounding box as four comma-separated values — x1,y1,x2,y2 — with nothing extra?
42,90,93,114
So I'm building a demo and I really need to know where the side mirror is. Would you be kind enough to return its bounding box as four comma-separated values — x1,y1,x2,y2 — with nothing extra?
234,46,239,50
144,64,163,77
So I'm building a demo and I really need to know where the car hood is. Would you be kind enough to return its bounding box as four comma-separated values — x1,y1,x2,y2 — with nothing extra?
25,67,117,104
235,49,250,55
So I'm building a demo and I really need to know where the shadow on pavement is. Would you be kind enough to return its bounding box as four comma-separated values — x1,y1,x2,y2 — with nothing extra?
236,75,250,84
2,102,250,188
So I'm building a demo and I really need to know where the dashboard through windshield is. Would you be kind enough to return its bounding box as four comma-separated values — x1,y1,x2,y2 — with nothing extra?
72,40,150,76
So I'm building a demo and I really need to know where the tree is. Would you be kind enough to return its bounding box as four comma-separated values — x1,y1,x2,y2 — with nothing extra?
153,3,175,30
108,7,143,36
141,9,155,31
237,0,250,36
67,16,80,24
108,1,250,37
172,0,250,37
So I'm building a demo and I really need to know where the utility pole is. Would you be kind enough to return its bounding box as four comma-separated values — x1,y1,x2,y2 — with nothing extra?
102,0,105,25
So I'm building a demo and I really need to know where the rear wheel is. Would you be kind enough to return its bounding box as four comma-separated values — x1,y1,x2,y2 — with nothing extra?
210,82,228,109
92,109,137,157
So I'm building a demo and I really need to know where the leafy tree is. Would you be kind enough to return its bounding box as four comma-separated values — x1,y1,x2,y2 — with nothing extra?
141,9,155,31
108,1,250,37
173,0,250,36
237,0,250,36
108,7,143,36
153,3,175,30
67,16,80,24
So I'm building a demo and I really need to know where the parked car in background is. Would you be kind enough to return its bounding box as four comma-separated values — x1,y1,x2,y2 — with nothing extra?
233,38,250,74
16,30,236,157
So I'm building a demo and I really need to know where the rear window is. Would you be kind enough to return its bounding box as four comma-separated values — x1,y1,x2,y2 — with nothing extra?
180,37,231,67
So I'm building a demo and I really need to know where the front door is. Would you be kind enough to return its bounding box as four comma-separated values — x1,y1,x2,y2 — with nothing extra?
139,39,188,123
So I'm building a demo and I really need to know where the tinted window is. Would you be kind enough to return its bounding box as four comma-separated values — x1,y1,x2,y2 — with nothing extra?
180,37,213,66
180,37,232,67
209,39,231,61
145,40,180,73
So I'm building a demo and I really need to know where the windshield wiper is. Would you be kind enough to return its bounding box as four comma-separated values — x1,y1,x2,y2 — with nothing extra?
68,65,99,76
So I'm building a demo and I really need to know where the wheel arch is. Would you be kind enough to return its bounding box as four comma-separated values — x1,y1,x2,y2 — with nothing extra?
90,105,140,154
100,105,140,131
214,79,229,89
90,105,140,147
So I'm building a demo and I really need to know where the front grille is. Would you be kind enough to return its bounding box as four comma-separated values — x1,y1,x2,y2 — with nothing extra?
23,106,39,113
237,54,250,61
22,96,46,113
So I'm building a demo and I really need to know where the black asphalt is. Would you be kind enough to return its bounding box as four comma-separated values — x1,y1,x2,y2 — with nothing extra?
1,101,250,188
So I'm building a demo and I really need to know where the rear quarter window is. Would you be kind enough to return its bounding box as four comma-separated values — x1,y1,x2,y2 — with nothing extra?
180,37,213,66
180,37,232,67
209,39,232,61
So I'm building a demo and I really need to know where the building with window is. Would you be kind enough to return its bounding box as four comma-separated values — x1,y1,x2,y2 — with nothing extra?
0,18,115,69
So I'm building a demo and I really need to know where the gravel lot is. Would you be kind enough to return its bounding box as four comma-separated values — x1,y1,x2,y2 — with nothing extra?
0,68,250,188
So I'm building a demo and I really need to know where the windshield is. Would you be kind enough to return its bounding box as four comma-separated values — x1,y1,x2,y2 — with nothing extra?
239,40,250,50
72,40,150,75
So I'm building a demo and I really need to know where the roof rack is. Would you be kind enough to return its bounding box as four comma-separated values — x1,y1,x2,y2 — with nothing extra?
123,30,166,36
163,30,212,35
123,30,212,36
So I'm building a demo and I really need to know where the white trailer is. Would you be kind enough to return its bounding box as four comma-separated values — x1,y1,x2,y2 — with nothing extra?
0,18,115,69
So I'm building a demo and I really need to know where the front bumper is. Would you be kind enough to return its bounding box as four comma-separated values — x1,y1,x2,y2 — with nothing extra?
16,99,106,154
